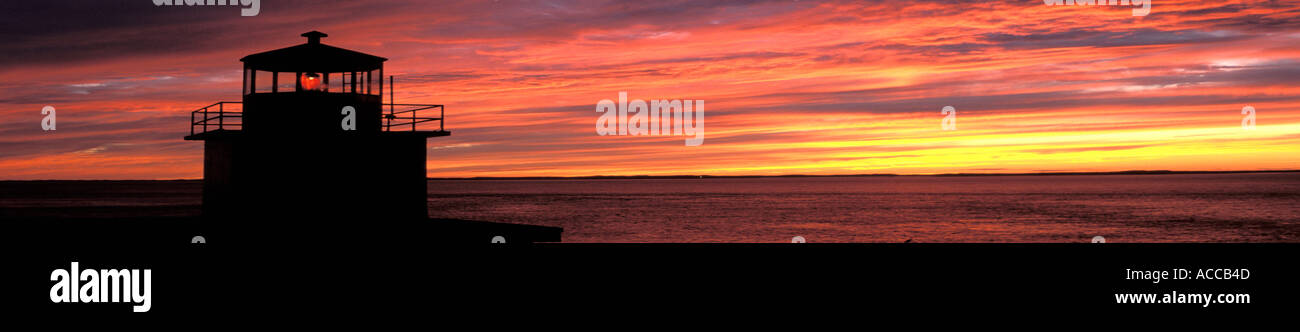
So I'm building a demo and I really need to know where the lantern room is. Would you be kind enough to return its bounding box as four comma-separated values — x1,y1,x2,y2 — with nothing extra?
237,31,389,133
241,31,382,96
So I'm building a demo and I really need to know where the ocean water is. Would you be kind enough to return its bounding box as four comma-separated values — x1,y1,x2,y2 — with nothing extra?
425,173,1300,243
2,173,1298,242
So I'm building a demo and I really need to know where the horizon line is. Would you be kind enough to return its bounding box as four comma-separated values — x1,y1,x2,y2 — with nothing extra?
5,169,1298,182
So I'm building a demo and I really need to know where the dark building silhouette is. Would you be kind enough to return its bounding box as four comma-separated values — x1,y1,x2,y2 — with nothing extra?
185,31,448,221
183,31,560,244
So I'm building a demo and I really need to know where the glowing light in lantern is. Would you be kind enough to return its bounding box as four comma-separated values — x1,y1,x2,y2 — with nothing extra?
301,73,323,91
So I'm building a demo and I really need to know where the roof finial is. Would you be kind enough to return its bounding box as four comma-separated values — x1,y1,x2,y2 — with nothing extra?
302,31,328,45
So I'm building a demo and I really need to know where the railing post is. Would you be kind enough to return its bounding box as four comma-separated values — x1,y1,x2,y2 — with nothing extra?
387,75,392,131
190,111,195,136
441,106,445,132
218,103,224,130
202,106,208,133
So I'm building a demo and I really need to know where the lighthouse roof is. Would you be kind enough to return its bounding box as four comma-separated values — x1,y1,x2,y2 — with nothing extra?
241,31,386,73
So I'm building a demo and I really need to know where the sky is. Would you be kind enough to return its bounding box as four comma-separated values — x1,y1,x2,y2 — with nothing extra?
1,0,1298,179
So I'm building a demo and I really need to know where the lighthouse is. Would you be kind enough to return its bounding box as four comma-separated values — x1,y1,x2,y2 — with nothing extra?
185,31,448,222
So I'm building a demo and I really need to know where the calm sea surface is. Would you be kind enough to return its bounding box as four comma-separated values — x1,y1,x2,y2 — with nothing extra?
3,173,1299,242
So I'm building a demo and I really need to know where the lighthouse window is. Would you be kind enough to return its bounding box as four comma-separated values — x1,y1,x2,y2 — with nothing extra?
275,72,295,93
243,69,253,95
343,72,356,93
362,71,371,94
361,71,371,94
253,70,274,94
368,69,381,95
354,71,366,94
327,73,341,93
353,72,362,93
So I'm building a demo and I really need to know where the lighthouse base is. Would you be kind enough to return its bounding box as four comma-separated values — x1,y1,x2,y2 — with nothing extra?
198,132,429,221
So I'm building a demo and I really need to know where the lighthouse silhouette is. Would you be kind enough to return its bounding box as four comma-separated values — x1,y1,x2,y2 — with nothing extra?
184,31,559,244
186,31,448,223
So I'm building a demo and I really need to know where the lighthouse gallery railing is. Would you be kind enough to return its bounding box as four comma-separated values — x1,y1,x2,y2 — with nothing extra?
189,102,243,136
190,102,445,136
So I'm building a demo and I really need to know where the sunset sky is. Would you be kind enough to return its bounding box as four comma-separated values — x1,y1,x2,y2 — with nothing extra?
1,0,1298,179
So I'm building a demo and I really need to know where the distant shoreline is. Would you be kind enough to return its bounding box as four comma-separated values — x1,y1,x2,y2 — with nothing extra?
3,170,1297,182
